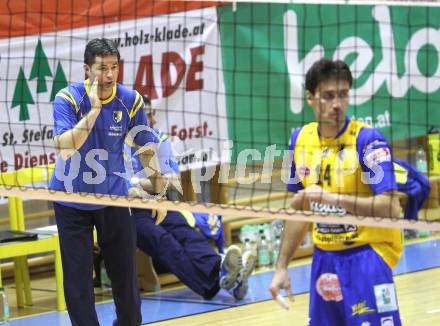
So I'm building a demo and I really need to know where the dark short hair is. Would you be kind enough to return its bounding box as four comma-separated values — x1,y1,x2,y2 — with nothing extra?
305,59,353,94
141,95,151,106
84,38,120,65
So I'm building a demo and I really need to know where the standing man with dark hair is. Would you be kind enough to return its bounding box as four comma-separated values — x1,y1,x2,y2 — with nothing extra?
50,38,162,326
270,59,403,325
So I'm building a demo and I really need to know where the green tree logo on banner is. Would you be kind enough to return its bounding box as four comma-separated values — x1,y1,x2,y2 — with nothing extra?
10,40,68,121
50,61,68,101
11,67,34,121
29,39,53,93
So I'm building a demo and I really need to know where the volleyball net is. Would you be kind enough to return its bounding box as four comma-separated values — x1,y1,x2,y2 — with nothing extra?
1,0,440,231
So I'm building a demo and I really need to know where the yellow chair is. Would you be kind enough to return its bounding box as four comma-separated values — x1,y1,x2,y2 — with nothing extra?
0,164,66,311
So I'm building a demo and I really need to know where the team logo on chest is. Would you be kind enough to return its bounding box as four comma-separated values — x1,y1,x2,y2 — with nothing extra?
109,111,123,136
113,111,123,123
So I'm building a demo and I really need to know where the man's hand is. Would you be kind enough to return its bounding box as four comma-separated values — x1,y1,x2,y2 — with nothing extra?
128,186,143,198
300,184,337,206
291,185,335,210
89,77,102,111
269,268,295,302
53,77,102,160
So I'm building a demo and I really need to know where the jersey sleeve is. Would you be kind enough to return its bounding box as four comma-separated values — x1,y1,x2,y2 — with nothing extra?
157,132,180,175
123,143,144,176
128,91,158,146
357,127,397,195
287,128,304,193
53,89,78,136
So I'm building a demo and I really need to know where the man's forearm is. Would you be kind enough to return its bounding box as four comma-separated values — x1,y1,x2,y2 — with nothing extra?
54,108,100,160
138,151,167,194
276,221,310,269
336,192,400,219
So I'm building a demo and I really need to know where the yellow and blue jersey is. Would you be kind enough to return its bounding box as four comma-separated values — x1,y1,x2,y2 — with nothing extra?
287,117,403,268
49,80,158,210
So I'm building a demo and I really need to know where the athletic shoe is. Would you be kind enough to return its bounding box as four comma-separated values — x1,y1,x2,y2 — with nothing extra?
232,250,256,300
219,245,243,290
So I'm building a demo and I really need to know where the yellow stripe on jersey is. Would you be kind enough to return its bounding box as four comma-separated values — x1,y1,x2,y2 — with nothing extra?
101,83,116,104
159,133,168,144
129,92,143,119
124,137,135,148
84,79,90,95
56,91,79,113
180,210,196,228
63,89,80,112
393,162,408,184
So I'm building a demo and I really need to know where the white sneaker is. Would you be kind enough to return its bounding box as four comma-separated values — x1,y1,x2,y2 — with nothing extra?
232,250,256,300
219,245,243,290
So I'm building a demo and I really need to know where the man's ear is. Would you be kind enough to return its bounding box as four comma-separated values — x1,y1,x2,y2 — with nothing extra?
83,64,90,79
306,91,313,105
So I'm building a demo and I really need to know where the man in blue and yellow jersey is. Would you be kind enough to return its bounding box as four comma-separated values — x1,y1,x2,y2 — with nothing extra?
270,59,402,326
49,39,163,326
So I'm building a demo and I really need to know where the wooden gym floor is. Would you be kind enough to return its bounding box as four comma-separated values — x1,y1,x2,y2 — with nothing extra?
3,237,440,325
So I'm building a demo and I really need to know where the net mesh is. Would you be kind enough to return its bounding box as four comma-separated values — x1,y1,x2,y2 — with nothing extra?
0,0,440,230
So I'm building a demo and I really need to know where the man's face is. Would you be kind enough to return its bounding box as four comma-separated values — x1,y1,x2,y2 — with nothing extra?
145,103,156,128
306,79,350,129
84,55,119,92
